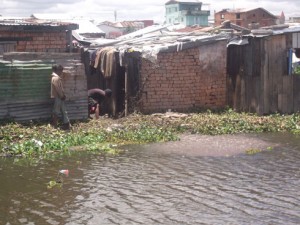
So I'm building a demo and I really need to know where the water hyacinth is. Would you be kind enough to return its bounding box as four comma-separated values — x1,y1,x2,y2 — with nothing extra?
0,110,300,158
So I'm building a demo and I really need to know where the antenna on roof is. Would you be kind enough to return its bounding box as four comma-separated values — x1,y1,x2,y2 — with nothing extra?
114,10,117,22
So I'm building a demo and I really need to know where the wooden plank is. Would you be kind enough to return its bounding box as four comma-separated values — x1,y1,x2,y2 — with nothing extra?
234,73,241,111
270,36,278,113
252,38,261,113
254,76,261,113
285,76,293,113
245,43,253,112
246,76,253,112
293,76,300,112
260,38,268,115
292,33,297,48
240,74,246,111
273,35,285,112
278,93,285,113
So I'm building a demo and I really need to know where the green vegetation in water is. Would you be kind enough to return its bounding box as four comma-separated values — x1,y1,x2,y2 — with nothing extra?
47,169,69,189
1,110,300,158
245,148,262,155
47,180,62,189
0,118,178,159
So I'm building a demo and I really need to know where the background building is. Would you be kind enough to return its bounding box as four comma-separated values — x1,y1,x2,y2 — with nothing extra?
165,0,210,26
214,8,278,29
97,20,154,39
289,16,300,23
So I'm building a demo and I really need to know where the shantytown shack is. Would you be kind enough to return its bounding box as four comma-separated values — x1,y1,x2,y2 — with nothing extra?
83,23,300,117
227,25,300,114
83,24,229,117
2,18,300,122
0,18,88,121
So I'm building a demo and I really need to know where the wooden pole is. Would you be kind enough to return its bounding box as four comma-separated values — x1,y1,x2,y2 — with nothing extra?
66,30,73,53
125,64,128,117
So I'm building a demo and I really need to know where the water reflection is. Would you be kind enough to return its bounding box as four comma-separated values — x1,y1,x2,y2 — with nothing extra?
0,133,300,225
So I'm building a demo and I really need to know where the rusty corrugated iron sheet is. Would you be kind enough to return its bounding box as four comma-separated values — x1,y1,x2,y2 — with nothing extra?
0,53,88,122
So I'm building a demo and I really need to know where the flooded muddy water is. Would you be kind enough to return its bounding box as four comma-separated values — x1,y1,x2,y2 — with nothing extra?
0,133,300,225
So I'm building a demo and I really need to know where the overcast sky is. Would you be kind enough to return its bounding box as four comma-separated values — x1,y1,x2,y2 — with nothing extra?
0,0,299,23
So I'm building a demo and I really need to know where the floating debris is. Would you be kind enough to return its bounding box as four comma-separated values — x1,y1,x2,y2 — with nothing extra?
47,169,69,189
59,169,69,176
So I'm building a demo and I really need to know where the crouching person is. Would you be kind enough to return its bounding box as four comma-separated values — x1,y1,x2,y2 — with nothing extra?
50,64,71,130
88,88,112,119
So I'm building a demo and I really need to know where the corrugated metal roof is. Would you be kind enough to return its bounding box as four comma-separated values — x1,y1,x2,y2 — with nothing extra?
91,23,226,48
118,21,144,28
272,25,300,35
88,23,228,64
31,14,104,34
166,0,201,4
31,13,73,21
228,24,300,45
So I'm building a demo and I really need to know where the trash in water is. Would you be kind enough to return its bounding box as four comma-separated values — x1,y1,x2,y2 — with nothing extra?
59,169,69,176
47,169,69,189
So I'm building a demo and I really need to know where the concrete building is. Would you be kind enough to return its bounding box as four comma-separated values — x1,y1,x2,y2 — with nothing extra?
289,16,300,23
214,8,277,29
165,0,210,26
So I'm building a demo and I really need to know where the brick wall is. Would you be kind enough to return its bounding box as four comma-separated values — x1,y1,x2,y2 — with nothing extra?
139,40,227,113
215,8,277,28
0,31,67,52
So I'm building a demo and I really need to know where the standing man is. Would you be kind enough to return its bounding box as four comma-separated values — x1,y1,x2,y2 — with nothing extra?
51,64,71,130
88,88,112,119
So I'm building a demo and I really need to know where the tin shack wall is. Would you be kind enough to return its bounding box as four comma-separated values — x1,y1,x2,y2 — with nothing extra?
0,52,88,121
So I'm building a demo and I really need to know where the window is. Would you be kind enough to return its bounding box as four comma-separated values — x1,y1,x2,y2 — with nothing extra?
236,13,240,19
181,17,184,22
288,48,300,75
253,14,255,17
221,14,224,19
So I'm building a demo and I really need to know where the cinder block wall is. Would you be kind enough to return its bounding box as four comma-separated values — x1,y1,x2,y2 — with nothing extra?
139,40,227,113
0,31,66,52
